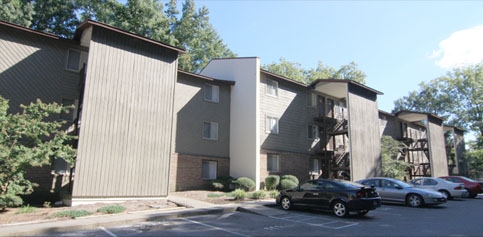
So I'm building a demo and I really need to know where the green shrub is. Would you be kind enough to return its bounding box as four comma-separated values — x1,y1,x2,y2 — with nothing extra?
15,205,37,214
265,175,280,190
233,177,256,191
280,179,297,190
52,210,93,219
268,190,279,198
211,180,225,191
281,175,299,186
0,194,23,209
207,193,224,198
250,190,266,199
231,189,247,200
97,205,126,214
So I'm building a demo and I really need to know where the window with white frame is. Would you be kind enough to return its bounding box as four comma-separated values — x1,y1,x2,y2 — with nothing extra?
308,125,318,139
266,79,278,97
203,122,219,140
66,49,88,72
267,153,279,172
308,93,317,107
266,116,279,134
201,160,217,179
310,159,320,174
204,84,219,103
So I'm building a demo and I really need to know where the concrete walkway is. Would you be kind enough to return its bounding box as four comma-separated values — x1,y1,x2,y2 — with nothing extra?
0,194,286,236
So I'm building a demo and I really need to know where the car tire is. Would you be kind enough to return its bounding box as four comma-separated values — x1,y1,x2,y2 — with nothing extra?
332,201,349,218
357,210,369,216
280,196,292,210
439,190,451,200
407,194,423,207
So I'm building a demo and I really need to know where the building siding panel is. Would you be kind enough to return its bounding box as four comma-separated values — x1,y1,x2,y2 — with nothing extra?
73,26,177,199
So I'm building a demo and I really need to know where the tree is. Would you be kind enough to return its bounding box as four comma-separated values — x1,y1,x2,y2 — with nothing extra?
0,97,77,208
0,0,34,27
381,136,411,180
262,58,367,85
394,63,483,145
172,0,235,72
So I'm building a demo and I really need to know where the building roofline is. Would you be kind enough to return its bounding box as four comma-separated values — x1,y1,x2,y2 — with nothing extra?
260,69,307,87
178,70,235,85
310,79,384,95
74,20,185,54
0,20,63,40
394,110,445,121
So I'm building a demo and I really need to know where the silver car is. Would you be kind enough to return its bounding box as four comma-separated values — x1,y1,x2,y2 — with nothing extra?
357,177,447,207
409,177,468,199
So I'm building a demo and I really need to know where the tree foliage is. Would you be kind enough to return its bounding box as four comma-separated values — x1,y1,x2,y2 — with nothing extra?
393,63,483,146
1,0,235,73
381,136,411,180
0,96,77,208
262,58,366,84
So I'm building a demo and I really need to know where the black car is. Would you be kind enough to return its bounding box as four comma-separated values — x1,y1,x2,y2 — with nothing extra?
276,179,381,217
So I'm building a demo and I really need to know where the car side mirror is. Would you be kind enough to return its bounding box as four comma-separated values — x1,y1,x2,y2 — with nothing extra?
297,186,304,192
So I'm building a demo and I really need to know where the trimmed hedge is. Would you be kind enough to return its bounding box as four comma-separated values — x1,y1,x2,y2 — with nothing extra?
281,175,299,186
265,175,280,190
233,177,256,191
280,179,297,190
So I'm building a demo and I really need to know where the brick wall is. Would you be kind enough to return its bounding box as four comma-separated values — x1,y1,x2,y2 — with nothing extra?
170,154,230,191
260,150,313,189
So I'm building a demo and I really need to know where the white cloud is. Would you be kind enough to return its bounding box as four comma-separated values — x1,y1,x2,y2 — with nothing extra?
431,25,483,69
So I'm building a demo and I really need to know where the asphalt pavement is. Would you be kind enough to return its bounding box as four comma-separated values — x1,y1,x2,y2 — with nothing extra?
0,194,285,236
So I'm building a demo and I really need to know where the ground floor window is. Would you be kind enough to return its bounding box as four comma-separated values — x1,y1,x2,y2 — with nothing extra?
202,160,217,179
267,153,279,172
310,159,320,174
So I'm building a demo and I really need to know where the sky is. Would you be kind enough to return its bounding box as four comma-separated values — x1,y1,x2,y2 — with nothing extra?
191,0,483,113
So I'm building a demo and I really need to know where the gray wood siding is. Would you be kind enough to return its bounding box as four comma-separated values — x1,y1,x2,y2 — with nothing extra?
73,27,178,198
453,128,467,175
173,72,231,157
348,86,382,180
0,25,82,113
427,116,449,177
259,74,314,153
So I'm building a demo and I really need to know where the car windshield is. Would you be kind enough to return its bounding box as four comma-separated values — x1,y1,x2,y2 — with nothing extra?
334,179,365,189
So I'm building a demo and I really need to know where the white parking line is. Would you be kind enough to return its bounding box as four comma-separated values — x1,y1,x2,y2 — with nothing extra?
270,214,359,230
99,227,117,237
181,218,249,237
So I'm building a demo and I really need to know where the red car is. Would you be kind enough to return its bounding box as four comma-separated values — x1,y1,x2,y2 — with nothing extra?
439,176,483,198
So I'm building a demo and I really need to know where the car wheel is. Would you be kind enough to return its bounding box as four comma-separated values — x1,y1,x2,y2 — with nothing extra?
332,201,349,218
280,196,292,210
439,190,451,200
357,210,369,216
407,194,423,207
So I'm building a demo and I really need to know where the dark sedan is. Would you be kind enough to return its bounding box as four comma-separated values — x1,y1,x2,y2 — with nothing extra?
276,179,381,218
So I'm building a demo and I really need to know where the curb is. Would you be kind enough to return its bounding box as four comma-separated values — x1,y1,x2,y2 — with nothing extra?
0,206,238,237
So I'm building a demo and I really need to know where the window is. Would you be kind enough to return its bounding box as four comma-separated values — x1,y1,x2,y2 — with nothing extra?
310,159,319,173
308,125,318,139
266,116,279,134
66,49,88,71
308,93,317,107
204,84,219,103
203,122,218,140
267,153,279,172
202,161,217,179
266,79,278,97
53,158,71,175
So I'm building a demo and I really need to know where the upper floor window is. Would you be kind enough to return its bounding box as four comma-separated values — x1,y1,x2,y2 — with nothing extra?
66,49,88,72
266,116,279,134
308,125,319,139
266,79,278,97
204,84,219,103
308,93,317,107
203,121,219,140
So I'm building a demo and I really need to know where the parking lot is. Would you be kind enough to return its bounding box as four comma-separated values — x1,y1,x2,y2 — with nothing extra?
49,195,482,236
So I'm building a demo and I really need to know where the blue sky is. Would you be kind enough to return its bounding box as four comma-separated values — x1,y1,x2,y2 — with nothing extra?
192,0,483,113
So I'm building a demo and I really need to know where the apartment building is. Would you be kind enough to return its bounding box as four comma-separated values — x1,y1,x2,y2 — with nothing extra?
201,57,384,189
379,110,450,179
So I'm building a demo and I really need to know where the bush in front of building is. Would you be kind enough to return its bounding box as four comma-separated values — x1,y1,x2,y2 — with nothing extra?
231,189,247,200
280,179,298,190
264,175,280,190
281,175,299,186
211,176,235,191
232,177,256,191
250,190,266,199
